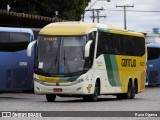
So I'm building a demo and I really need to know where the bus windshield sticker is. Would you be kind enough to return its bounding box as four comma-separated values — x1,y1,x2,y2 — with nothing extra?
38,62,43,69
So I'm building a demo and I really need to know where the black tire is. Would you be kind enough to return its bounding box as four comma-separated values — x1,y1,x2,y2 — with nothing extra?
46,94,56,102
131,82,136,99
117,81,135,99
83,82,99,102
124,81,132,99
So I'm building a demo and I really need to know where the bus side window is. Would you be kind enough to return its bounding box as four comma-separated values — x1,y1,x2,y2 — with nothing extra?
96,32,110,57
88,31,96,40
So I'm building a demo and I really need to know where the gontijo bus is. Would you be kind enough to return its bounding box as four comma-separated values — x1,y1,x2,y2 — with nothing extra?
27,22,146,102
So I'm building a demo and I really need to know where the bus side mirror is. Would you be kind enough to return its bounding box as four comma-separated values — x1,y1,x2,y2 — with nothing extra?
85,40,93,58
27,40,37,57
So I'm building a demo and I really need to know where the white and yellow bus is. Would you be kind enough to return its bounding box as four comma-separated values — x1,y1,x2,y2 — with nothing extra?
27,22,146,102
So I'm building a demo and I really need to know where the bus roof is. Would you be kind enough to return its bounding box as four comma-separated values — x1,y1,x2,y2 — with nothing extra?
39,22,144,37
0,27,33,35
147,43,160,48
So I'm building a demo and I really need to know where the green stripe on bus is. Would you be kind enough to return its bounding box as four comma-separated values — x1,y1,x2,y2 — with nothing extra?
98,28,108,32
104,54,121,86
60,75,80,82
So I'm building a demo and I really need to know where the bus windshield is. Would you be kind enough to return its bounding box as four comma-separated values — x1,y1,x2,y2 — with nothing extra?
36,35,86,76
147,47,160,60
0,32,31,52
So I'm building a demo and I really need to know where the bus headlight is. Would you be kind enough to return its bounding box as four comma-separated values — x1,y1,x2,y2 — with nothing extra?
76,78,84,83
76,75,88,83
33,77,43,84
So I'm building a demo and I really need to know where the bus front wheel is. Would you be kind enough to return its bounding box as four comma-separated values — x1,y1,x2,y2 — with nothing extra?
83,82,99,102
46,94,56,102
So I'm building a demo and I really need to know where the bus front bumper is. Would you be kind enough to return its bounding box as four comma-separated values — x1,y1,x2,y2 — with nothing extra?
34,79,93,95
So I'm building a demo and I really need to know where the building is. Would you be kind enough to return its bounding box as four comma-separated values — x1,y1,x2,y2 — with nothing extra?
0,9,64,28
145,33,160,44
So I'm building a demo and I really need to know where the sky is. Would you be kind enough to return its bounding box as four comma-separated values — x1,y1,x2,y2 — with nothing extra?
83,0,160,33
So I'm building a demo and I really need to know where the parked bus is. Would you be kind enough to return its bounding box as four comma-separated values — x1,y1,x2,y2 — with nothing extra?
146,43,160,86
27,22,146,102
0,27,35,92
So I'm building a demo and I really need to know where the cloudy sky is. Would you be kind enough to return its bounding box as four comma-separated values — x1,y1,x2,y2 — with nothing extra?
83,0,160,33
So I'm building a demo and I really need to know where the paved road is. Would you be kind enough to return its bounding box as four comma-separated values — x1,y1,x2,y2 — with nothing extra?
0,87,160,120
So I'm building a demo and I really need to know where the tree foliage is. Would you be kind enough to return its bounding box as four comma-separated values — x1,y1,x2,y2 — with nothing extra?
0,0,91,21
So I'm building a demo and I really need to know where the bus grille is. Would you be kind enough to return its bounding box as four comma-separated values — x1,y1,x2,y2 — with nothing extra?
14,68,29,88
6,68,29,89
148,71,158,84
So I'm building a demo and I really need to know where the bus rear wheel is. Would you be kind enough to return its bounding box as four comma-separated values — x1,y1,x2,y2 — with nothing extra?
130,82,136,99
124,81,133,99
46,94,56,102
83,82,99,102
117,81,133,99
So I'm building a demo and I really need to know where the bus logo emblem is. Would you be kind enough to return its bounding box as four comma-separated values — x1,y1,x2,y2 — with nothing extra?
56,82,60,86
19,62,27,66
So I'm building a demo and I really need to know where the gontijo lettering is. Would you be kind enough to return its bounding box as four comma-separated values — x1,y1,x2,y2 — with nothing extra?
121,59,136,67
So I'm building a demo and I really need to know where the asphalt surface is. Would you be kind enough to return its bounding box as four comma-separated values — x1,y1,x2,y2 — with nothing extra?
0,86,160,120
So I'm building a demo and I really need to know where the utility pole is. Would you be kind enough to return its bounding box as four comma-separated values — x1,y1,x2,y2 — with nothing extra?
90,10,106,23
82,0,111,22
116,5,134,29
85,8,104,23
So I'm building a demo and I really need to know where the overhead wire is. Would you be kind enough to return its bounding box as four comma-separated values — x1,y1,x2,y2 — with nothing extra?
105,9,160,12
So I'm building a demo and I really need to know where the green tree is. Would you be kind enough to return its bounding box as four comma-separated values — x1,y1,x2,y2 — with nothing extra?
7,0,38,14
0,0,91,21
0,0,11,10
56,0,88,20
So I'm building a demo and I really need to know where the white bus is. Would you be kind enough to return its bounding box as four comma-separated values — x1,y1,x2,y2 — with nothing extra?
27,22,146,102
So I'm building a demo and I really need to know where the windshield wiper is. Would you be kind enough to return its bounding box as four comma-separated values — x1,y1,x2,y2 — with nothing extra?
63,50,72,77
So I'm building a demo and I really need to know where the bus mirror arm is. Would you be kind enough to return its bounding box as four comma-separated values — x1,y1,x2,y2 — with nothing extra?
85,40,93,58
27,40,37,57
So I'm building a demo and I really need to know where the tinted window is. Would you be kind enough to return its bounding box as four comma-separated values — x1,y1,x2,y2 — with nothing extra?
97,32,145,57
0,32,31,51
147,47,160,60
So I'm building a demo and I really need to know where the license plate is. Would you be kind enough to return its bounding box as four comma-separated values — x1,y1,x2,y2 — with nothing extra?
53,88,62,92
